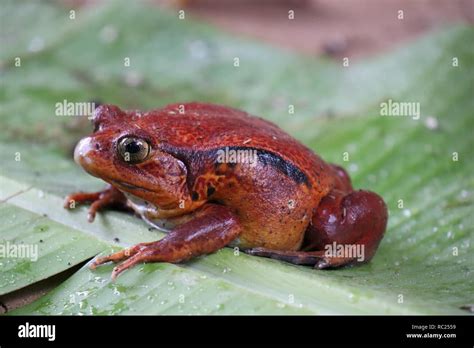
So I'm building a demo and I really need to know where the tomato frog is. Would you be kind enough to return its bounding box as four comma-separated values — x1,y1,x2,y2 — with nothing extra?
65,103,388,279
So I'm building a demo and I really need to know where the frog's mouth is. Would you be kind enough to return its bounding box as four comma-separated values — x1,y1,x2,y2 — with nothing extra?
111,179,154,193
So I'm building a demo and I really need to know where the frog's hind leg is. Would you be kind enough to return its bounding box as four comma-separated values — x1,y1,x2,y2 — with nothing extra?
246,189,388,269
90,203,242,279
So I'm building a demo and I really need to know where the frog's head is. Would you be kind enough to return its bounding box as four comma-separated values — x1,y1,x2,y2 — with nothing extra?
74,104,188,207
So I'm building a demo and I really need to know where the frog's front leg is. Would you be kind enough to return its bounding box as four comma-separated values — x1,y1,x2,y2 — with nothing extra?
64,184,128,222
90,204,241,279
246,189,388,268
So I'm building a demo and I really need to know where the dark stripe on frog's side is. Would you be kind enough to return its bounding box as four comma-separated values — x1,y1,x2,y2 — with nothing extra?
220,146,309,186
161,144,310,188
253,149,309,186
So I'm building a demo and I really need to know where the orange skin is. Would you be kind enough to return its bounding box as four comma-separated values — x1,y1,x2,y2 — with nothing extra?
65,103,388,279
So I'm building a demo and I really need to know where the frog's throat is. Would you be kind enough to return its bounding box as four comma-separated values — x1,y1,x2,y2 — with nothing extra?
121,191,171,233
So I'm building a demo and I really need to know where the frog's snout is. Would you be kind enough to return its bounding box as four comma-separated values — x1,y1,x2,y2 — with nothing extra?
73,135,115,180
74,136,95,168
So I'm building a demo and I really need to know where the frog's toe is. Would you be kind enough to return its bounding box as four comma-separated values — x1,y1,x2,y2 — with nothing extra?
89,242,152,270
87,208,97,223
111,251,155,280
314,257,359,269
63,192,101,209
89,253,120,270
314,259,330,269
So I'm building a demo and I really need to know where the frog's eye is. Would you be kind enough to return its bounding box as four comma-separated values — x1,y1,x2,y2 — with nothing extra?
117,137,150,164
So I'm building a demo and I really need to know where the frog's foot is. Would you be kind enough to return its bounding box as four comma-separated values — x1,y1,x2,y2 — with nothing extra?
89,242,153,271
64,184,127,222
244,248,358,268
89,204,242,280
244,248,323,265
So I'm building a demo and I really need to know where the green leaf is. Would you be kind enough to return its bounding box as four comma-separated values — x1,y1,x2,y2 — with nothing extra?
1,0,473,314
0,202,107,295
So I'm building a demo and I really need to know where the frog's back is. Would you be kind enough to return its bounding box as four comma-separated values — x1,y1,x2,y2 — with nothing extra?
138,102,333,190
